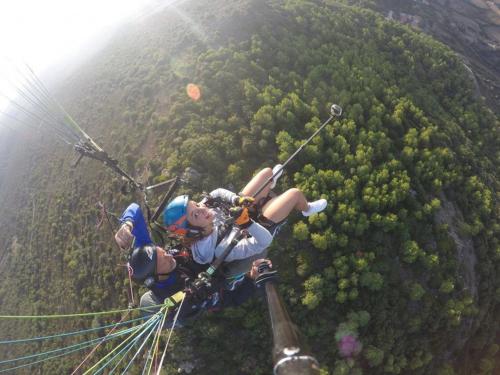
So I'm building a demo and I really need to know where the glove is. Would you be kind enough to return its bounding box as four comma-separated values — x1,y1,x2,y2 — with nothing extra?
249,259,273,280
187,272,212,303
230,207,252,228
233,196,255,207
250,259,277,287
115,222,134,249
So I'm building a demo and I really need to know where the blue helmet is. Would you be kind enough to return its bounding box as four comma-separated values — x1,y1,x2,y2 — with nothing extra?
163,195,189,236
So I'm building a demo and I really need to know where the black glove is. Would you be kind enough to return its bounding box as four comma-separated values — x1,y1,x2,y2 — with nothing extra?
187,274,211,303
233,196,255,207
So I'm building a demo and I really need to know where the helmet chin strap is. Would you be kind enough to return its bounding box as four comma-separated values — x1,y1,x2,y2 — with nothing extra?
155,255,177,281
144,271,172,287
155,272,172,279
186,224,205,238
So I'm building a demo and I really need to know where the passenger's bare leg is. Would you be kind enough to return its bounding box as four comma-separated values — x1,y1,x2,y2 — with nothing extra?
261,188,309,223
240,168,273,204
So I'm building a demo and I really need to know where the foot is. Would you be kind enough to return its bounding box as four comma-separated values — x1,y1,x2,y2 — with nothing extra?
302,199,327,217
270,164,283,189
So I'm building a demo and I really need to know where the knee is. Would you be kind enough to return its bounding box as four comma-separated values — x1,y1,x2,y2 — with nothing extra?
140,291,159,308
284,188,305,202
260,167,273,178
140,291,161,318
287,188,302,197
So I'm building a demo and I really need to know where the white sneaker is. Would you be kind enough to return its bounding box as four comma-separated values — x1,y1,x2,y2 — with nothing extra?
270,164,283,189
302,199,327,217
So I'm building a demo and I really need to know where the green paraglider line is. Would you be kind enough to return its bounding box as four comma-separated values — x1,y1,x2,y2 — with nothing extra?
0,341,108,373
4,66,79,141
0,316,145,344
1,62,145,191
0,303,165,319
24,65,86,135
83,308,166,375
0,324,142,371
113,314,162,374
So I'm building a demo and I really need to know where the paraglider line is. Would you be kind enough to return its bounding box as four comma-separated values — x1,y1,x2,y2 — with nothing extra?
70,310,131,375
155,293,186,373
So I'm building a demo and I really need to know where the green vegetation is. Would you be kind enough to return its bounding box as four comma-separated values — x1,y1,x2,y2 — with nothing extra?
0,0,498,374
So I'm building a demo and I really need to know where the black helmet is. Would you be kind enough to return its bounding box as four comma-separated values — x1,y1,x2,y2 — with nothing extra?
128,246,157,284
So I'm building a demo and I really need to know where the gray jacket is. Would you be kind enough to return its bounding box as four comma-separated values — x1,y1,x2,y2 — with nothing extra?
190,188,273,264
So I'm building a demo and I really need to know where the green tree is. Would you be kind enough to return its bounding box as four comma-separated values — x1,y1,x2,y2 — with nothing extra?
409,283,425,301
365,345,385,367
293,221,309,241
311,233,328,251
360,271,384,291
302,274,324,310
439,279,455,294
403,240,421,263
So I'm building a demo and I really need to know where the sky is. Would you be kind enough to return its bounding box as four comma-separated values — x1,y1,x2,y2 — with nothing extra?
0,0,160,75
0,0,170,116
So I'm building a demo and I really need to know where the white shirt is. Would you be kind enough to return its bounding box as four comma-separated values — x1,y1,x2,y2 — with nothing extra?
190,188,273,264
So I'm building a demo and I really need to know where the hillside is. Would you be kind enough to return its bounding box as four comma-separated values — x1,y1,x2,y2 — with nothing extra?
372,0,500,113
0,1,499,374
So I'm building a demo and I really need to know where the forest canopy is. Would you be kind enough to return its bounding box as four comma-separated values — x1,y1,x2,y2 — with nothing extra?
0,1,498,374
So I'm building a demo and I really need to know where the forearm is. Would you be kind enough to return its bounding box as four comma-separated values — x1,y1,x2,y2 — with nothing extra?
209,188,238,204
222,222,273,262
119,203,152,247
247,222,273,246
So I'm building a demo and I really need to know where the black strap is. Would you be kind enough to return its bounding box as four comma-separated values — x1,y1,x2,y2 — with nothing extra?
150,177,180,223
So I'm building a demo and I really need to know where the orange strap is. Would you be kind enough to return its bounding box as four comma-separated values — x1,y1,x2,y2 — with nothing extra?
235,207,250,225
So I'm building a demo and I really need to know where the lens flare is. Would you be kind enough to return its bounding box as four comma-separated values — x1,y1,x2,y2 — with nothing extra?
338,335,362,358
335,323,362,358
186,83,201,101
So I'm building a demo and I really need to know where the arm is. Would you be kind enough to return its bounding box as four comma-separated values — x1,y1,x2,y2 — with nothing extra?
217,222,273,263
118,203,153,248
209,188,238,205
190,233,217,264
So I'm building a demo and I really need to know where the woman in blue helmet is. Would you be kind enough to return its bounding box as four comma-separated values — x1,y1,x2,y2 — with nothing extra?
163,165,327,277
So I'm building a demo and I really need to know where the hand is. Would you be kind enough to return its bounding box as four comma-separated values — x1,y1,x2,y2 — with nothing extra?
235,196,255,207
187,272,212,302
115,222,134,249
230,207,251,228
250,259,273,280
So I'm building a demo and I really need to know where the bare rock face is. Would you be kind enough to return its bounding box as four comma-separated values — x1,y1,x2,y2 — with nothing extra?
378,0,500,112
434,193,478,357
435,193,477,300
